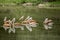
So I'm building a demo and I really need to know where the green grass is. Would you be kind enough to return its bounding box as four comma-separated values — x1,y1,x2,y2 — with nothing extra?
49,1,60,4
0,0,39,3
0,6,60,40
0,0,21,3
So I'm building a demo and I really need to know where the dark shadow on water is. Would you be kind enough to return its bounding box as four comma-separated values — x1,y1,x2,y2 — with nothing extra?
0,27,16,40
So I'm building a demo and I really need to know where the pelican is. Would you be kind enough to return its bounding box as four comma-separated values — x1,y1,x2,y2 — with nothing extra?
43,18,53,30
